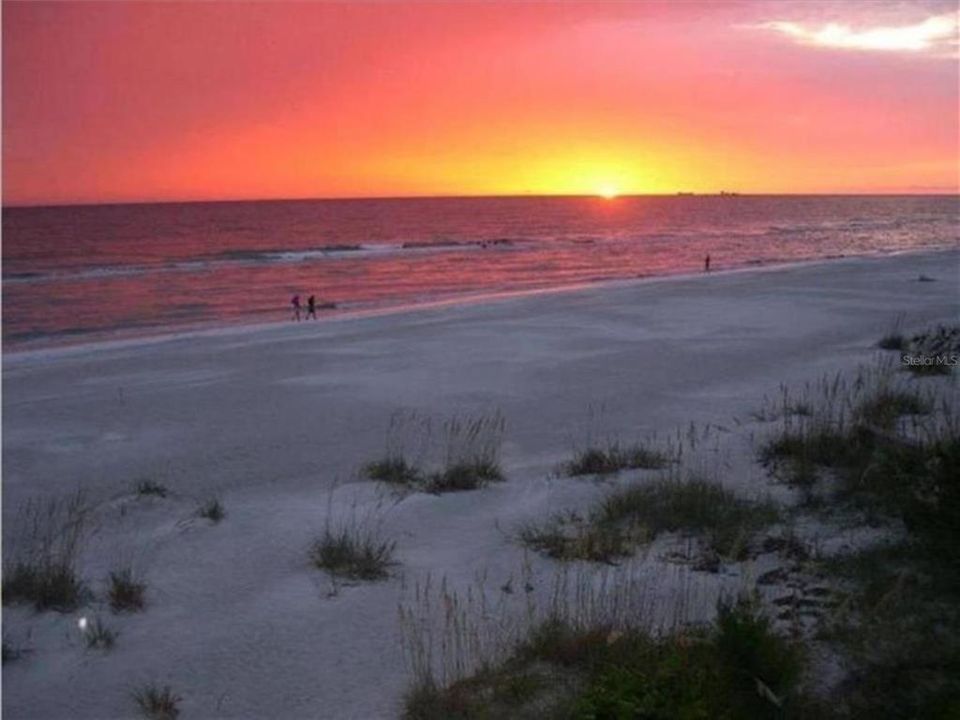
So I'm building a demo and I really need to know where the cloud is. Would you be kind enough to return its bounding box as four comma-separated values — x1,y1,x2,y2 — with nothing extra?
753,12,958,56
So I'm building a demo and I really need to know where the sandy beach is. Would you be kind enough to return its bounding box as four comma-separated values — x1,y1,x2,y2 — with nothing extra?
3,249,958,719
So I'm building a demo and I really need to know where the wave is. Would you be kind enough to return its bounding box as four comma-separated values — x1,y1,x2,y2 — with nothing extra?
3,238,524,285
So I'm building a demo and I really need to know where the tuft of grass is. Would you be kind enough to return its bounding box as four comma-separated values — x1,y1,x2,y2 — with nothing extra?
3,561,88,612
136,480,168,498
877,333,906,351
196,497,225,523
3,492,90,612
83,616,118,651
364,457,423,486
564,442,668,477
310,527,395,581
424,460,504,493
518,518,631,564
133,684,181,720
365,411,507,493
108,568,146,613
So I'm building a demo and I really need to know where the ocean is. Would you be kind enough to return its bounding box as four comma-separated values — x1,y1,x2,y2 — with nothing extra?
2,195,957,349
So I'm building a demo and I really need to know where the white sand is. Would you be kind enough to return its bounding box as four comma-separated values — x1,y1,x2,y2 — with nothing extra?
2,250,958,719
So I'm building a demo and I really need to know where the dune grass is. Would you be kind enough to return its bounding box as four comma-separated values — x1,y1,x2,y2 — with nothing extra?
563,442,669,477
311,526,395,581
760,359,960,716
83,616,118,651
404,599,810,720
196,497,225,523
2,491,89,612
108,567,146,612
520,477,779,564
364,411,506,493
133,684,181,720
135,480,168,498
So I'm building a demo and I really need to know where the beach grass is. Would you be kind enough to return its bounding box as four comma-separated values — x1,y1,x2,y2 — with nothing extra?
403,598,809,720
311,527,395,581
364,411,506,492
2,491,89,612
520,476,779,564
136,480,168,498
83,616,118,651
563,442,669,477
132,684,181,720
108,567,146,613
196,497,225,523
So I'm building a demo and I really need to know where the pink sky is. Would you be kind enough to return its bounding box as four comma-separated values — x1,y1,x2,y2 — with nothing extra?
3,1,958,205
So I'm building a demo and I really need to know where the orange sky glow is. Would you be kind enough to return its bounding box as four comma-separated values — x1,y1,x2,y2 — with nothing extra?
3,1,958,205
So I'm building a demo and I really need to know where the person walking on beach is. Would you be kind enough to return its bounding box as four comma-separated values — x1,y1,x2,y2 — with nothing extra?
704,254,711,273
306,295,317,320
291,294,302,321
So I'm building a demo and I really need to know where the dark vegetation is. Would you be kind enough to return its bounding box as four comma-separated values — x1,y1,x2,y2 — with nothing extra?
364,412,506,493
133,684,181,720
311,526,396,581
83,616,118,651
2,492,89,612
404,599,815,720
136,480,168,498
564,442,668,477
521,476,779,564
108,568,147,612
196,497,225,523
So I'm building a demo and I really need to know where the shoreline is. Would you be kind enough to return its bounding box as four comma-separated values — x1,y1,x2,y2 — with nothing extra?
5,245,956,363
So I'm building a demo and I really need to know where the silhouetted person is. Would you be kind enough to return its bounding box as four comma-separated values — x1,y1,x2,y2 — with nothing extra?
307,295,317,320
291,294,301,321
704,254,711,273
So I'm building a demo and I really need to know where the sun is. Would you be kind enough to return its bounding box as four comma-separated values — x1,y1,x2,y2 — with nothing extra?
597,185,619,199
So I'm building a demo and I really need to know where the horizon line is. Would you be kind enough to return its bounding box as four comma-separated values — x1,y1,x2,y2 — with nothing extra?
4,189,958,210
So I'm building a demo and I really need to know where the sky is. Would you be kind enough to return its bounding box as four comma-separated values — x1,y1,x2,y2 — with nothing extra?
3,0,958,205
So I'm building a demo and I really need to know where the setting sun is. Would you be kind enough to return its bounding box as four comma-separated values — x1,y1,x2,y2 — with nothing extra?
598,185,620,199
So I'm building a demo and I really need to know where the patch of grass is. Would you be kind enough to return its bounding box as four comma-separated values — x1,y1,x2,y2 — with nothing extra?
405,599,812,720
133,684,181,720
763,364,960,716
136,480,168,498
819,542,960,719
600,478,780,560
108,568,146,612
564,442,668,477
3,492,89,612
878,333,906,351
196,497,225,523
520,478,778,563
365,411,507,493
83,616,118,651
856,388,930,430
901,324,959,376
518,518,632,564
424,459,504,493
310,527,395,581
364,457,423,486
3,561,88,612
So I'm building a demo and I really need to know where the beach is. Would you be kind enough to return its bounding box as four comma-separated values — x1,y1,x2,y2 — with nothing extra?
2,249,958,719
